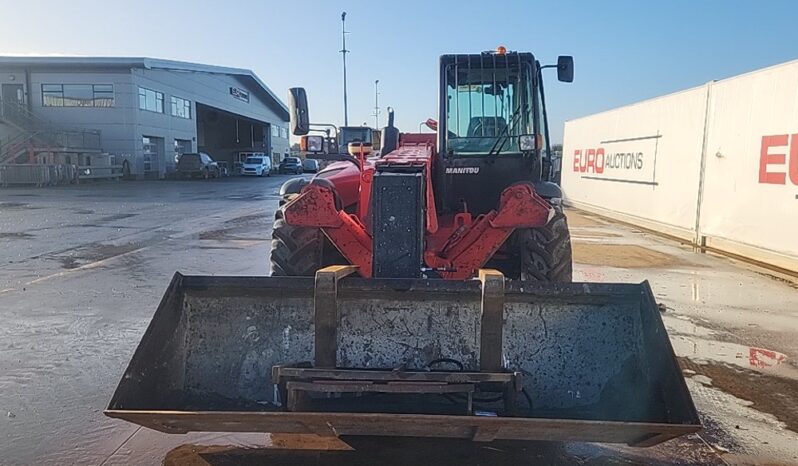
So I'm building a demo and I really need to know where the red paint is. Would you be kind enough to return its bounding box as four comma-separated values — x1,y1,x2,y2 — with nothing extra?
586,149,596,173
284,183,373,277
595,148,605,173
791,134,798,185
284,132,551,279
748,347,786,368
425,184,552,279
573,147,606,174
759,134,788,184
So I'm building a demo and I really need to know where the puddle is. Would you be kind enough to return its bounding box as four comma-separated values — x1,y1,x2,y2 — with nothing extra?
98,213,138,222
664,315,794,379
0,232,34,239
0,202,40,210
71,208,96,215
50,243,142,269
198,214,270,240
573,243,692,268
680,358,798,433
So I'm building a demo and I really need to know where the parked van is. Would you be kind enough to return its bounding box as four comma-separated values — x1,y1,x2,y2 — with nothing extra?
240,154,272,177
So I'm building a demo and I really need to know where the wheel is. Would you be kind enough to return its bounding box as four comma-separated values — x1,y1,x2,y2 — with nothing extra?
487,205,573,282
270,194,346,276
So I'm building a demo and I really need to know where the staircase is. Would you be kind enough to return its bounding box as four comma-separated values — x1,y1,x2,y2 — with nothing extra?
0,98,101,164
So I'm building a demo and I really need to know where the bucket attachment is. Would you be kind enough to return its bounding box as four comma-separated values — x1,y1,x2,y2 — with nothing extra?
106,268,700,446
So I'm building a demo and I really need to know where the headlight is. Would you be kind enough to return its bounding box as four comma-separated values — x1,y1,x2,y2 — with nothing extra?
519,134,536,151
307,135,323,152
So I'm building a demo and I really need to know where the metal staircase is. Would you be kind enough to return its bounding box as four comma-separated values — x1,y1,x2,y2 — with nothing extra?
0,98,101,164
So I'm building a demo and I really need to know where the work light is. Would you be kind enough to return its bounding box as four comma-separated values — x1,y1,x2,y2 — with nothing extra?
519,134,536,151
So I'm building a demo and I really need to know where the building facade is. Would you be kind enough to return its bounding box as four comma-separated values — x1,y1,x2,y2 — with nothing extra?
0,57,290,178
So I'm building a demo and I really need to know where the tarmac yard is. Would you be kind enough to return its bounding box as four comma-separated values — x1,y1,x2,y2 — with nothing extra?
1,179,797,465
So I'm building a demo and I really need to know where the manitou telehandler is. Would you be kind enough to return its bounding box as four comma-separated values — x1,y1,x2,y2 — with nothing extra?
107,48,699,448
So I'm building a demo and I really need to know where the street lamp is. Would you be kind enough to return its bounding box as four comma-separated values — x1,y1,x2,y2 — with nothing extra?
373,79,380,129
340,12,349,126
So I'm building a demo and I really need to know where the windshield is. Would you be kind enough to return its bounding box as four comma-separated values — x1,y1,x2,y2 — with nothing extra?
245,157,262,164
445,58,535,155
283,157,299,164
339,128,372,147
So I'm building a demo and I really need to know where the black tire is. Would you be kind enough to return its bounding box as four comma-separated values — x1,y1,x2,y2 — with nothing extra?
488,206,573,282
270,194,345,276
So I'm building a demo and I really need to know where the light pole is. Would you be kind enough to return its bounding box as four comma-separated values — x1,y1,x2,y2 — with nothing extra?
373,79,380,128
340,12,349,126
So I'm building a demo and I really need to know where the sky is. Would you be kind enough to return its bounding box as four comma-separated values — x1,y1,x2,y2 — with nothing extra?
1,0,797,143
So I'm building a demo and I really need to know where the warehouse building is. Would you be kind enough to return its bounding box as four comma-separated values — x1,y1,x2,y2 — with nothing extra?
0,56,290,179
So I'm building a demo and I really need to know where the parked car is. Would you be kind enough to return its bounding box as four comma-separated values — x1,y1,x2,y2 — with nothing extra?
278,157,304,174
176,152,220,179
302,158,320,173
241,155,272,177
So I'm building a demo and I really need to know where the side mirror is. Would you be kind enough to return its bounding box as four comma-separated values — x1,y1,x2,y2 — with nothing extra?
557,56,574,83
288,87,310,136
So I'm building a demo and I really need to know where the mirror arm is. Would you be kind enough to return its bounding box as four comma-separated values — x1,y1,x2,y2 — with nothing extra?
310,123,339,138
537,65,553,181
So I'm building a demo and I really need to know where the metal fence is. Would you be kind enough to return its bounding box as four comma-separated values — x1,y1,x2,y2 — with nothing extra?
0,164,78,187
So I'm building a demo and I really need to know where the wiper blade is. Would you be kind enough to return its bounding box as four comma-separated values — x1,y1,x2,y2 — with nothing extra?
488,105,525,156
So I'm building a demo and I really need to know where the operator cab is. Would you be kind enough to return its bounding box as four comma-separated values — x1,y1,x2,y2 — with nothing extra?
435,50,572,214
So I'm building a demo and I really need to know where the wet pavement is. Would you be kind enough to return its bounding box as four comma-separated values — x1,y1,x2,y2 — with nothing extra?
0,181,797,465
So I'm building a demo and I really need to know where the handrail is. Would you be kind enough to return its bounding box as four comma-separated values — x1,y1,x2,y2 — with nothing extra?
1,99,102,163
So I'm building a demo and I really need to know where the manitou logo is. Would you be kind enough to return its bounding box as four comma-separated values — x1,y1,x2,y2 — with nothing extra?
445,167,480,174
759,134,798,185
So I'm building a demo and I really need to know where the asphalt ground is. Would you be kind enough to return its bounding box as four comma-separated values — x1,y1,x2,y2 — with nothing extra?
0,177,796,465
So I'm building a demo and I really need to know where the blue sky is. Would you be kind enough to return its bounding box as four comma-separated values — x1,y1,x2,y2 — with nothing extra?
1,0,797,143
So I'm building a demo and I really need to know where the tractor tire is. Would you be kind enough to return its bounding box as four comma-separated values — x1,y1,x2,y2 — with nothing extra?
487,206,573,282
270,194,345,276
518,206,573,282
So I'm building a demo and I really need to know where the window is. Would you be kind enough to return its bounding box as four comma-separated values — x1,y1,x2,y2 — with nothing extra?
280,127,288,139
138,87,163,113
170,96,191,119
444,59,534,155
339,128,372,146
42,84,115,107
271,125,279,138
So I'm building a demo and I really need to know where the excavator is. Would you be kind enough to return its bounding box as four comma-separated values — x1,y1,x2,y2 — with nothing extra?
106,47,699,448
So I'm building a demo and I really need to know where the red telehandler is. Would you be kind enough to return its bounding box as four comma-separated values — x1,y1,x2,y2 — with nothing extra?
106,48,699,448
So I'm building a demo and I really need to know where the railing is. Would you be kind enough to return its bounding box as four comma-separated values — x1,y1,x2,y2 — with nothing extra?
0,98,102,163
0,164,78,187
0,97,51,129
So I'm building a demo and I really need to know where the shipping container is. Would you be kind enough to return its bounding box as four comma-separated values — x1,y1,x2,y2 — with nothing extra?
562,59,798,273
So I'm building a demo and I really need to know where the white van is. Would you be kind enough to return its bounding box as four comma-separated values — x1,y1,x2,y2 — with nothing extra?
302,158,320,173
240,154,272,177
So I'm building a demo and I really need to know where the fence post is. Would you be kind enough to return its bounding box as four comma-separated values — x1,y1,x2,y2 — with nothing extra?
693,81,714,248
